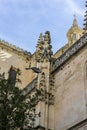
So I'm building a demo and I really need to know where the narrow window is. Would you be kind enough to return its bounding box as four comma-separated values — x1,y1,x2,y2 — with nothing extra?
8,65,17,86
73,34,76,40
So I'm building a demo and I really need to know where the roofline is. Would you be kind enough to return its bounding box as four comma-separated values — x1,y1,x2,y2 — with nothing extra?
51,33,87,74
0,39,31,57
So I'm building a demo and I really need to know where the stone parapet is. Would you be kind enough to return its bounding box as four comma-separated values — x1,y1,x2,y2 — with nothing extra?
51,33,87,73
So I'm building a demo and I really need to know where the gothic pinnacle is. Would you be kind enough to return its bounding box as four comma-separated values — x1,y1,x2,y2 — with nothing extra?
38,33,43,44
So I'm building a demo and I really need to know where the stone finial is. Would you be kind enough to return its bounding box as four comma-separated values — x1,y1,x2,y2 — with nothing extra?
38,33,43,44
73,14,78,27
44,31,51,44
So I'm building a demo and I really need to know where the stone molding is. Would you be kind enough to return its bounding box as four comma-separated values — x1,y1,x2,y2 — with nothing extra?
67,118,87,130
51,33,87,74
22,77,37,96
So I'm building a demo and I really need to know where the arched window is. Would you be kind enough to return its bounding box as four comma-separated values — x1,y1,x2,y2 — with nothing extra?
84,61,87,114
84,61,87,84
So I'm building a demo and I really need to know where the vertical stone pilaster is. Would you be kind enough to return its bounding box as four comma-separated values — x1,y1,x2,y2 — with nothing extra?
35,31,54,130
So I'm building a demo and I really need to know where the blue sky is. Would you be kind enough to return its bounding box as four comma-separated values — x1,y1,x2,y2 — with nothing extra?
0,0,85,54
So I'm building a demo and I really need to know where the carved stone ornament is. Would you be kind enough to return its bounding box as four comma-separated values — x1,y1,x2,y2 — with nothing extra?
35,31,53,62
39,73,55,105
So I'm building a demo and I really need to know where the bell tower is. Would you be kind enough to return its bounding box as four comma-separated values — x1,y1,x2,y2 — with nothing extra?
67,15,83,47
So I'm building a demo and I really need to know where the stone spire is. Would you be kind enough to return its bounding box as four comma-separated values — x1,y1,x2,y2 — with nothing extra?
35,31,53,62
83,1,87,33
73,14,78,27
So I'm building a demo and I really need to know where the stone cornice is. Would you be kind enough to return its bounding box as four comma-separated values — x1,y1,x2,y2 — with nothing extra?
0,39,31,59
51,33,87,74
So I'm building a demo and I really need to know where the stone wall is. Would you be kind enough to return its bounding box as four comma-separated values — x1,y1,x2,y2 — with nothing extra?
0,47,36,89
54,45,87,130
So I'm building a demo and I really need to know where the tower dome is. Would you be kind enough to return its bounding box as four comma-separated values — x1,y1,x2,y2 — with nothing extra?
67,15,83,47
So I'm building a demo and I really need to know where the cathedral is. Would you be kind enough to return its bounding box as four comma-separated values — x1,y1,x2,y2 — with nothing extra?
0,1,87,130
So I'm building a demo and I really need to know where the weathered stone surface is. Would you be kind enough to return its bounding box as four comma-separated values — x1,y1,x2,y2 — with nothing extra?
54,45,87,130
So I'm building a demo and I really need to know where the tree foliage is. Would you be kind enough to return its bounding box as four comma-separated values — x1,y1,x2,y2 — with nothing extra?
0,72,40,130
